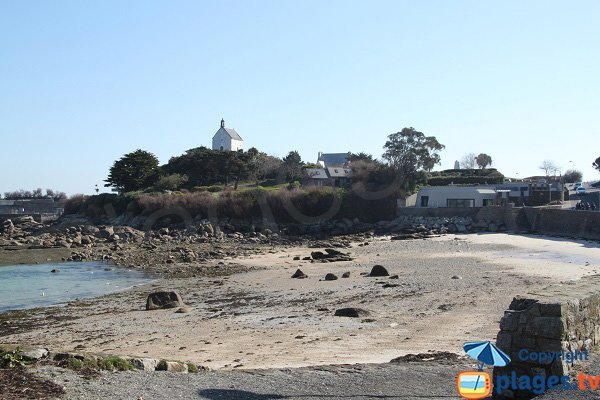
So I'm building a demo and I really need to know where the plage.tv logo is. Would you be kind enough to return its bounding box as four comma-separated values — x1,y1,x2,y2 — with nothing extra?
457,371,492,399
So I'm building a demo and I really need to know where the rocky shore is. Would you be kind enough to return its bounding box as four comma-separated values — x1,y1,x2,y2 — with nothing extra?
0,213,502,275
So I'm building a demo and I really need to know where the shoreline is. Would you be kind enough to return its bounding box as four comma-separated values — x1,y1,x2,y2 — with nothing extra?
2,232,598,371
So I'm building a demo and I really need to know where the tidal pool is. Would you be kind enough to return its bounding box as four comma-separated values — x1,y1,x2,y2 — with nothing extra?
0,262,153,312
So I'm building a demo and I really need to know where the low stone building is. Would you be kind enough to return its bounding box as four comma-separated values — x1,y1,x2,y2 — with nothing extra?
415,186,497,208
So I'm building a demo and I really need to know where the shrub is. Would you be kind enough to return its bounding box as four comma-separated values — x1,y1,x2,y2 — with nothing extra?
97,357,133,371
65,358,82,370
0,348,26,369
187,362,199,373
153,174,189,191
63,194,88,215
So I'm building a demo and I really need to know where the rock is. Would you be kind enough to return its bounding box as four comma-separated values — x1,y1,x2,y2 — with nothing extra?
455,223,467,233
291,269,307,279
1,219,14,234
12,215,35,224
389,274,399,279
293,256,300,261
369,265,389,277
158,228,170,236
334,307,371,318
51,269,60,273
324,273,338,281
21,348,49,361
131,358,159,371
324,248,344,256
157,360,188,373
97,226,114,239
146,291,184,310
451,275,462,280
175,306,192,313
342,271,351,278
57,240,71,248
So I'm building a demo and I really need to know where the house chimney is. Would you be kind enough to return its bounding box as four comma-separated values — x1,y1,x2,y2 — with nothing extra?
220,118,225,128
318,151,323,159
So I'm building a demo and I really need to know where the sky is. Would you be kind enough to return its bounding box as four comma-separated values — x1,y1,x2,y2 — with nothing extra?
1,0,599,195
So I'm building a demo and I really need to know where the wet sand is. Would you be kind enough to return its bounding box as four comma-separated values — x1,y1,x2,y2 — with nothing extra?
1,233,599,370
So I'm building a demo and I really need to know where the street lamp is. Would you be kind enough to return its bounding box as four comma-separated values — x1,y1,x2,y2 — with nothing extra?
569,160,575,171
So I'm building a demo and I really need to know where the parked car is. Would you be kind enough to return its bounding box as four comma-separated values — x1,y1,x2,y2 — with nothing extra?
576,186,586,194
574,182,583,188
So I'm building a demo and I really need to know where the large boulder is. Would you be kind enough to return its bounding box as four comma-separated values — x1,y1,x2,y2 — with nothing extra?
334,307,371,318
369,265,390,277
96,226,114,239
291,269,307,279
131,357,159,371
146,291,184,310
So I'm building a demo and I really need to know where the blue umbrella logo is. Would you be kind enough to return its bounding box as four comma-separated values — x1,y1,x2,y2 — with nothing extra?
463,341,511,370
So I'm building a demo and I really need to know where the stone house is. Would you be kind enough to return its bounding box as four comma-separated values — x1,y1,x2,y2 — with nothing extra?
316,152,350,168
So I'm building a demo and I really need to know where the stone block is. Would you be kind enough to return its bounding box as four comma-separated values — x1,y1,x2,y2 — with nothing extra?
529,317,564,339
500,315,519,331
539,303,562,317
535,337,561,352
496,332,512,352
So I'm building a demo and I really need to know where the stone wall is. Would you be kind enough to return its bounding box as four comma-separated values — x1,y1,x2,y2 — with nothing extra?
517,208,600,240
396,207,482,219
493,275,600,399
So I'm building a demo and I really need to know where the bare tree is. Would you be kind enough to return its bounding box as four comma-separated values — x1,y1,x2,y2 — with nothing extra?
539,160,560,177
461,153,477,169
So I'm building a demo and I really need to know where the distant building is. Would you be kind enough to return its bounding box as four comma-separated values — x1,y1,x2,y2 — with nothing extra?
316,152,350,168
415,187,497,208
0,198,64,218
212,119,243,151
304,166,352,188
454,160,460,169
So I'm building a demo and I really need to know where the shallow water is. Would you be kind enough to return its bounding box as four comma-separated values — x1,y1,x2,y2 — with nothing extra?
0,262,153,312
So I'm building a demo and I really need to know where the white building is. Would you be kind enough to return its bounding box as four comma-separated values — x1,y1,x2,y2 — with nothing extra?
212,119,244,151
415,186,497,208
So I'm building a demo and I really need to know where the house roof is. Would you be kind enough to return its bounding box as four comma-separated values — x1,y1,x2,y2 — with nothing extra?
304,168,329,179
326,167,352,177
317,153,349,167
223,127,243,141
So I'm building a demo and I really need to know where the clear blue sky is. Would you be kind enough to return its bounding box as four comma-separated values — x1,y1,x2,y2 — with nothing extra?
1,1,598,195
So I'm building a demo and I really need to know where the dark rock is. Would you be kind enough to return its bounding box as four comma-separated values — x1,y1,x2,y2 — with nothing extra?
324,248,344,256
291,269,308,279
96,225,114,239
293,256,300,261
146,291,184,311
389,274,399,279
334,307,371,318
342,271,351,278
50,269,60,273
324,273,338,281
369,265,389,277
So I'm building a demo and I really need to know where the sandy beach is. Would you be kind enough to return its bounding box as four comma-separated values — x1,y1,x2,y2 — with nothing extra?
3,233,599,371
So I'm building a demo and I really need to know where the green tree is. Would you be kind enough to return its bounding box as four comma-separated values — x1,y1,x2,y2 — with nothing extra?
282,151,304,181
563,169,583,183
475,153,493,169
349,152,374,162
383,127,444,190
153,174,189,191
104,149,159,193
